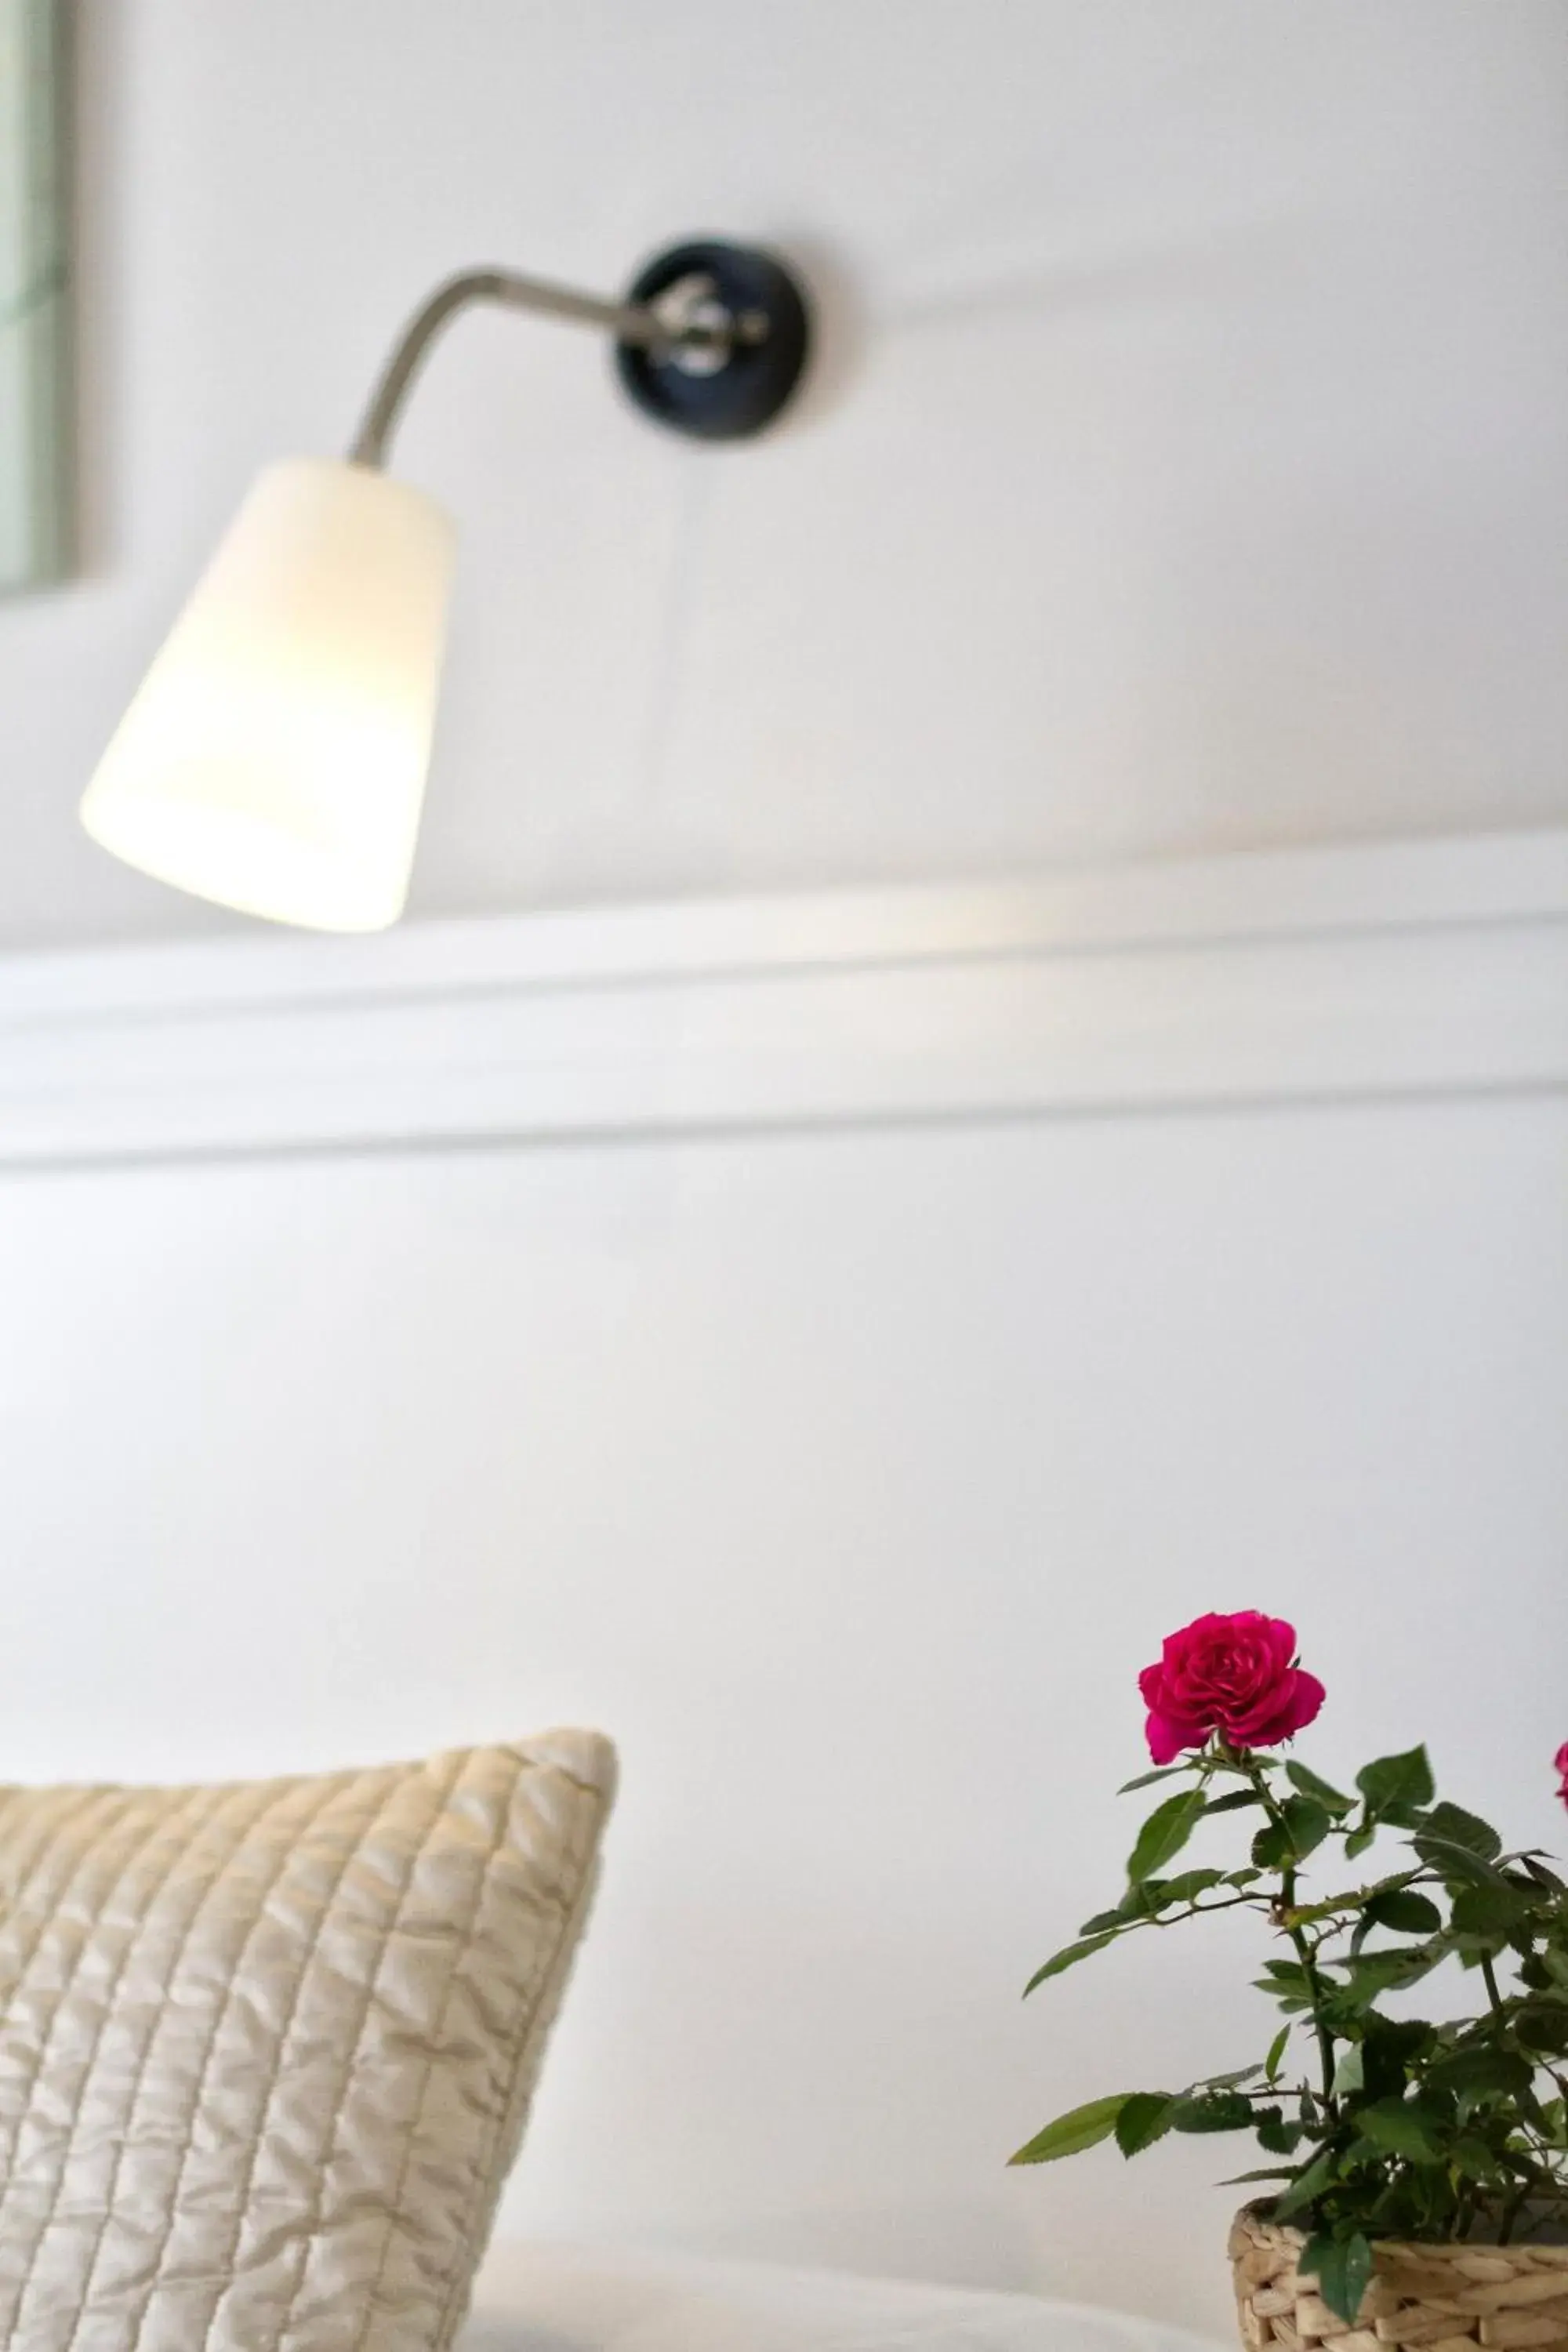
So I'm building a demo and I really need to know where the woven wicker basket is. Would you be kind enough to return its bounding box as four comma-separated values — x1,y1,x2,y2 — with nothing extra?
1231,2207,1568,2352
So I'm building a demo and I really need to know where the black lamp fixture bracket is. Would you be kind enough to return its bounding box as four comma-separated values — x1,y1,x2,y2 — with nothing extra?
349,236,811,468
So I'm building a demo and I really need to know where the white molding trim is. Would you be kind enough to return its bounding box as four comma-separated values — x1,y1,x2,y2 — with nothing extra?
0,829,1564,1169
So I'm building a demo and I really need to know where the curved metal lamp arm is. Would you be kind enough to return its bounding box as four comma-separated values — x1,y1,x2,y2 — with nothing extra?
350,268,675,467
349,264,738,468
347,239,810,458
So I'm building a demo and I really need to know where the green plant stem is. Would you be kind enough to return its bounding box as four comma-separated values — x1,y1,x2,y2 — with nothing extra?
1163,1895,1266,1922
1497,2174,1535,2245
1244,1757,1338,2111
1481,1951,1507,2023
1096,1893,1270,1955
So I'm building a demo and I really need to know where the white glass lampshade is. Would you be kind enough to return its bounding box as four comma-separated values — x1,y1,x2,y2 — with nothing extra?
81,459,456,931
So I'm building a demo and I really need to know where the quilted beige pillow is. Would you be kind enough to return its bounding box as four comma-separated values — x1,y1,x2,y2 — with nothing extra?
0,1731,615,2352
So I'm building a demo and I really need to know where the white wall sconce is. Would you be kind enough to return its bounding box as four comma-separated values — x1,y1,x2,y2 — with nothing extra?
80,239,812,932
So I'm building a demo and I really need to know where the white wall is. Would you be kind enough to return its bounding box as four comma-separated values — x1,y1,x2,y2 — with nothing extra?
3,0,1566,948
0,9,1563,2333
0,849,1563,2336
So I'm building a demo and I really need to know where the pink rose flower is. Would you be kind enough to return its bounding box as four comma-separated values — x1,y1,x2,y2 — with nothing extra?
1555,1743,1568,1809
1138,1611,1325,1766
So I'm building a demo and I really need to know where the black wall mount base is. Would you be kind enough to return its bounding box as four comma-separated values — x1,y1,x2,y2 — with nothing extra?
615,240,812,441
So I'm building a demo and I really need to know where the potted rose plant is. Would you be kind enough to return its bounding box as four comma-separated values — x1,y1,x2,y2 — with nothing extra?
1013,1613,1568,2348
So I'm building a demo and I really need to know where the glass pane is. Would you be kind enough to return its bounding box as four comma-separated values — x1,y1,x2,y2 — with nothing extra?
0,0,67,593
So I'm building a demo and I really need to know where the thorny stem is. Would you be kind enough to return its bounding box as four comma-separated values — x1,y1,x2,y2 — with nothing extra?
1242,1755,1338,2112
1160,1895,1261,1923
1095,1892,1267,1954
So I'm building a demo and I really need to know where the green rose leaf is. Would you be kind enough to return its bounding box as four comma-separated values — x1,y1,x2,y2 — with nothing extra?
1353,2096,1446,2161
1023,1932,1117,1996
1171,2089,1253,2132
1252,1820,1290,1870
1515,2003,1568,2058
1256,2108,1305,2155
1362,1887,1443,1936
1356,1746,1435,1823
1118,1766,1191,1795
1414,1833,1512,1890
1285,1760,1354,1816
1135,1867,1229,1915
1255,1958,1313,2012
1272,2148,1338,2220
1359,2016,1436,2100
1084,1889,1147,1934
1253,1797,1330,1870
1009,2093,1128,2166
1301,2233,1374,2327
1450,2135,1507,2184
1088,1871,1221,1934
1424,2045,1534,2102
1281,1795,1332,1859
1339,1946,1443,2010
1114,2092,1179,2156
1265,2024,1290,2082
1416,1802,1502,1861
1449,1883,1529,1940
1127,1786,1207,1886
1260,1947,1316,1985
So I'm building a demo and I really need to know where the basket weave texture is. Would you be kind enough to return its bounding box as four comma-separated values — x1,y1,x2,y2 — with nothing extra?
1231,2208,1568,2352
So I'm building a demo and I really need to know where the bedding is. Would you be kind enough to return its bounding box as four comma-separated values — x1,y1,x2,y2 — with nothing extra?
463,2243,1230,2352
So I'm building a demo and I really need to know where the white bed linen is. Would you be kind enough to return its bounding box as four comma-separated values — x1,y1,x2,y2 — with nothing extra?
463,2243,1232,2352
